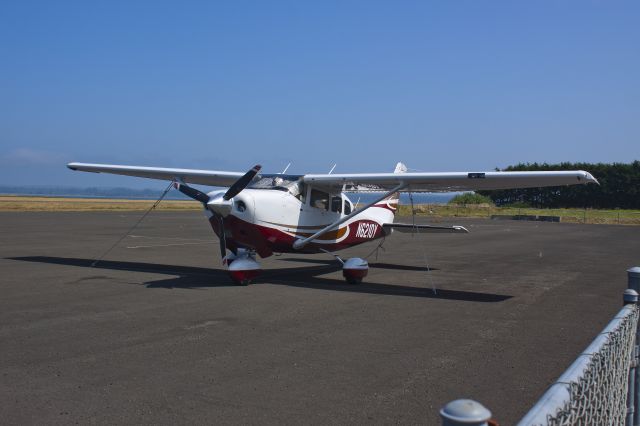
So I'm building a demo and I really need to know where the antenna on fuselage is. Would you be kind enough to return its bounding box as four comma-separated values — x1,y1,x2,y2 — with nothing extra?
328,164,337,174
280,163,291,174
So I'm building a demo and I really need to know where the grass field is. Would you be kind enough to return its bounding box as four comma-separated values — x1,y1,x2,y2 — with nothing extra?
396,204,640,225
0,196,200,212
2,196,639,225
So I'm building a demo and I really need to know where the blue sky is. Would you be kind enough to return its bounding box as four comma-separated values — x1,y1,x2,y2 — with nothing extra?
1,1,638,188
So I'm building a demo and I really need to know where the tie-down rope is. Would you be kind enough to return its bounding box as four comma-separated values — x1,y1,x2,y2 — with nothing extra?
91,180,174,267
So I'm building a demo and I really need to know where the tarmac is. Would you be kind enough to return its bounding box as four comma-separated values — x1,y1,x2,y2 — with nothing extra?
1,210,639,425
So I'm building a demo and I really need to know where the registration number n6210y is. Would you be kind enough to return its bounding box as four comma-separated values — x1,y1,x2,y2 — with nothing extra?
355,222,378,239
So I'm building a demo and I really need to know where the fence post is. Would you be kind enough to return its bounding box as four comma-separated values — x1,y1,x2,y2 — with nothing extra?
629,267,640,292
630,268,640,426
625,289,639,426
440,399,492,426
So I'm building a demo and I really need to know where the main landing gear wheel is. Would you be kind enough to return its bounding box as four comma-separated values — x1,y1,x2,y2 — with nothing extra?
231,276,251,286
342,257,368,284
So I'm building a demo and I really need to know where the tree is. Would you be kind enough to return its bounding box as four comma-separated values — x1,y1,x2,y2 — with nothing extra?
478,161,640,209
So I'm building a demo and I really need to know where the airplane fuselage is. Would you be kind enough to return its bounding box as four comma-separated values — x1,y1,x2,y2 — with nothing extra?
205,187,397,258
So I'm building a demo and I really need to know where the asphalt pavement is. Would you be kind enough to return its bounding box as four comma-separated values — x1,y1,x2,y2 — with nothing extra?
1,211,638,425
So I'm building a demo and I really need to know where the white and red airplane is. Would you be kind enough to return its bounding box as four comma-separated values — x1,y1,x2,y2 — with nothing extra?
67,162,598,285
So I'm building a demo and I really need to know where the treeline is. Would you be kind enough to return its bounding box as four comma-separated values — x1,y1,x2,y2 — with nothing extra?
477,161,640,209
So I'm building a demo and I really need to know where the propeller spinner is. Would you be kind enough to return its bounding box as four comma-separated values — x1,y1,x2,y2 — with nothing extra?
174,164,261,260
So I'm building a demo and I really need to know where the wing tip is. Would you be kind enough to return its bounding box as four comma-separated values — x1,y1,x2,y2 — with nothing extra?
453,226,470,233
580,171,599,185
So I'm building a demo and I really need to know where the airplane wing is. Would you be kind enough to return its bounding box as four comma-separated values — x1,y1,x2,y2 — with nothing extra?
67,162,245,187
302,170,599,192
68,162,599,192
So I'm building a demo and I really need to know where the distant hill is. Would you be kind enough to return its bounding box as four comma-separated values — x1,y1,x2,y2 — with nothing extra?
0,185,190,200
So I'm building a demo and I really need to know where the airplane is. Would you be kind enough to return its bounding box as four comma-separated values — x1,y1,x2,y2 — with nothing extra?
67,161,598,285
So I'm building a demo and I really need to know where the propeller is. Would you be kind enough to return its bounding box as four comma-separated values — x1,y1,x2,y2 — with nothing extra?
173,181,209,204
173,164,262,260
217,215,227,262
223,164,261,200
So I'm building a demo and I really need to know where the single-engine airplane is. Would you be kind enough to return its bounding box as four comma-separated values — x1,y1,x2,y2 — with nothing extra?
67,161,598,285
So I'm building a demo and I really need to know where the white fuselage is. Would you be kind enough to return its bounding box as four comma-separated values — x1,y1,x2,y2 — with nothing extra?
205,186,397,257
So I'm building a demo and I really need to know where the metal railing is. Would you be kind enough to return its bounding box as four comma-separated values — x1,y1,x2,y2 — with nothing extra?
440,267,640,426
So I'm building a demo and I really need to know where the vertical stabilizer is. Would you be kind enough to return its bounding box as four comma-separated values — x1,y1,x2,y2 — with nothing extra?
375,162,407,222
386,162,407,202
394,162,408,174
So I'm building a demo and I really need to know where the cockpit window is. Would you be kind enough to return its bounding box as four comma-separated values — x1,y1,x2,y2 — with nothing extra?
330,196,342,213
310,189,329,210
344,199,352,215
295,182,306,203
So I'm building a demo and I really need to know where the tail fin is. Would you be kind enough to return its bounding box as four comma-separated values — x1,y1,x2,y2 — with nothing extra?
386,162,407,203
394,162,408,174
375,162,406,218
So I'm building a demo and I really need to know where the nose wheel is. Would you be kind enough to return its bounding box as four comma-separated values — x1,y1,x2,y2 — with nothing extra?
225,249,261,285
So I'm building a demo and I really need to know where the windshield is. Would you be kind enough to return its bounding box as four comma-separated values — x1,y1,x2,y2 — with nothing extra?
249,175,304,197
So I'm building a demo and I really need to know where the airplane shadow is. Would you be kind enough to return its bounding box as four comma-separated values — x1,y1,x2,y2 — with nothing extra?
277,257,439,272
7,256,511,303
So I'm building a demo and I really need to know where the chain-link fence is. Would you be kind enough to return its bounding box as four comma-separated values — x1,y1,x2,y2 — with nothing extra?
440,268,640,426
517,303,638,426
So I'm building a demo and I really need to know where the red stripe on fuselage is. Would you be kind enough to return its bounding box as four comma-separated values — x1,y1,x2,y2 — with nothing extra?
208,215,386,258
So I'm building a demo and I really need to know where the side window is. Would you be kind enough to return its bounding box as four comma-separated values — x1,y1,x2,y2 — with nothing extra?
310,189,329,210
294,182,306,204
330,196,342,213
344,199,352,215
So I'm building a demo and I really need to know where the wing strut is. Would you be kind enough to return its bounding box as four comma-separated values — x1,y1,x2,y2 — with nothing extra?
292,182,407,250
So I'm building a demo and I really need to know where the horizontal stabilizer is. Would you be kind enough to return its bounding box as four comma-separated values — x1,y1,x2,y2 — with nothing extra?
383,223,469,234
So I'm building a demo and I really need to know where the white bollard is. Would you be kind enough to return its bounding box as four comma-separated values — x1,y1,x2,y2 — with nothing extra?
440,399,492,426
624,289,639,305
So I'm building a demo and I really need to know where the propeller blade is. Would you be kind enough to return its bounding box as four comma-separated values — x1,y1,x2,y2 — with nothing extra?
174,182,209,204
223,164,261,201
218,215,227,260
